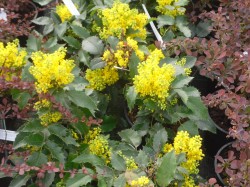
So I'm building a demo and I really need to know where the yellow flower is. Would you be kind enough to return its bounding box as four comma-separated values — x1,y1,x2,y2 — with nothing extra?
133,49,175,109
39,111,62,126
56,4,72,22
34,99,51,110
29,48,75,93
84,128,111,164
85,66,119,91
0,39,27,69
100,2,147,39
173,131,204,174
156,0,186,17
102,37,144,69
131,176,150,187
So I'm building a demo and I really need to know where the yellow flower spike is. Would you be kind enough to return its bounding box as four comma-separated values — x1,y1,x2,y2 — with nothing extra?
131,176,150,187
100,2,147,39
85,66,119,91
39,111,62,126
56,4,72,22
29,48,75,93
156,0,186,17
133,49,175,109
0,39,27,69
84,127,111,164
34,99,51,110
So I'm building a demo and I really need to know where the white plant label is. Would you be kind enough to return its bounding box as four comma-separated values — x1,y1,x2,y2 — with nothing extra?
62,0,80,16
0,8,7,21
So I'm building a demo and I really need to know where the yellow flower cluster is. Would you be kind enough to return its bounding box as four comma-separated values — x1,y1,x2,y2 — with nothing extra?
39,111,62,126
84,127,111,164
163,131,203,186
0,40,27,69
71,130,79,140
130,176,150,187
156,0,186,17
85,66,119,91
133,49,175,109
126,157,138,170
173,131,204,174
103,37,144,68
163,131,204,173
34,99,51,110
56,4,72,22
100,2,147,39
175,58,192,76
29,48,75,93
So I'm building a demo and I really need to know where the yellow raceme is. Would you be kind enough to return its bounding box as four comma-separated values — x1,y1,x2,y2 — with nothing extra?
0,40,27,69
100,2,147,39
85,65,119,91
156,0,186,17
133,49,175,109
29,48,75,93
56,4,72,22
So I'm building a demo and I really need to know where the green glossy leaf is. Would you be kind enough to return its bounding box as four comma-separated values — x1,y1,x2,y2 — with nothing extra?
171,75,193,89
156,151,177,186
32,17,52,25
135,150,149,168
71,25,90,39
44,37,58,49
82,36,104,55
33,0,54,6
63,36,81,49
67,90,97,115
175,16,191,37
26,34,42,52
66,174,92,187
43,24,54,35
157,15,175,28
107,36,119,50
196,20,212,37
73,154,105,166
41,172,55,187
25,133,45,147
129,52,140,78
174,0,189,6
126,86,137,111
55,22,67,38
96,166,114,178
46,140,65,164
178,120,199,136
90,57,106,70
113,174,126,187
196,118,216,133
101,115,116,132
118,129,142,148
27,152,48,167
11,91,31,109
175,86,200,104
153,129,168,153
111,153,126,171
186,96,207,119
13,132,30,149
184,56,197,68
9,175,30,187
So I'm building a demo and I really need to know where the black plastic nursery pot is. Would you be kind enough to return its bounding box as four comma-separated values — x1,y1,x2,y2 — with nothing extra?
214,141,235,186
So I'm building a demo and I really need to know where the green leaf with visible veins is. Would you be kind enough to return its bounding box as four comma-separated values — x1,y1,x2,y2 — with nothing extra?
156,151,177,186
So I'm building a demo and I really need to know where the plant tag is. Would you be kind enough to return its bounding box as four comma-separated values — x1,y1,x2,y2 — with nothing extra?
62,0,80,16
142,4,164,49
0,129,17,142
0,8,7,21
